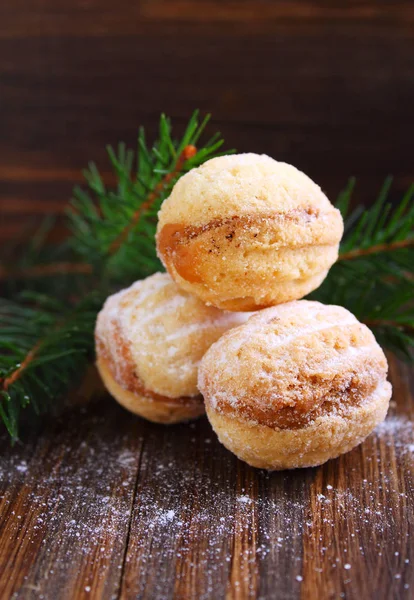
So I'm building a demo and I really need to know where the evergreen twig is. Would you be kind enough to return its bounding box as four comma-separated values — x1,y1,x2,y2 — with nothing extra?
339,238,414,261
0,111,229,439
310,177,414,360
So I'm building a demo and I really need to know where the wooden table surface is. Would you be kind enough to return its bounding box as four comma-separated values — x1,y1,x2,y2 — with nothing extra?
0,355,412,600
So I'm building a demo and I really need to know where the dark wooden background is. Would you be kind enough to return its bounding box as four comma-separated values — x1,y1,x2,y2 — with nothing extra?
1,1,414,242
0,2,413,599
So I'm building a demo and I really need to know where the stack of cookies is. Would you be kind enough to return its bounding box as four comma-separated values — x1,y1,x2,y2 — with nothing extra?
95,154,392,470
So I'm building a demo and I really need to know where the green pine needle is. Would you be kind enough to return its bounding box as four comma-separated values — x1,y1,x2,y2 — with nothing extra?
0,111,230,440
0,292,102,440
310,178,414,357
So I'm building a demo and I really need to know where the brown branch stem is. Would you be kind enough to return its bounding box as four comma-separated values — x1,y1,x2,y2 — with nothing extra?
1,341,42,391
108,144,197,254
339,238,414,261
1,311,71,392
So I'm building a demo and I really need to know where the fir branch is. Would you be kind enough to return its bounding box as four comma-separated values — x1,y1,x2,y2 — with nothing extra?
339,238,414,261
338,177,414,261
310,178,414,360
67,111,228,284
0,111,229,439
0,292,102,440
1,340,42,391
108,144,197,254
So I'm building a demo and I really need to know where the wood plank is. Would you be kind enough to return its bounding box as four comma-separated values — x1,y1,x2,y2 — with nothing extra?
0,399,144,599
119,418,311,600
257,470,314,599
0,1,413,39
1,19,413,242
120,419,239,599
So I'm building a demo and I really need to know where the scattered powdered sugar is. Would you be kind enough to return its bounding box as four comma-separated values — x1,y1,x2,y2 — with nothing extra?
158,510,176,524
115,448,136,467
375,415,411,436
213,302,358,367
15,460,28,473
237,495,253,505
0,413,142,595
95,271,251,395
0,403,412,597
375,416,414,456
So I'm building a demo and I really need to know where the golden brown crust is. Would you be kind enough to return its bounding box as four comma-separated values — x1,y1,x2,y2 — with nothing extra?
203,365,380,430
97,356,204,424
156,154,343,310
198,301,392,468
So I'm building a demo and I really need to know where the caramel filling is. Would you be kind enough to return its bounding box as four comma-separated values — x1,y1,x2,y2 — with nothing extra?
96,332,203,408
157,208,325,284
208,372,381,430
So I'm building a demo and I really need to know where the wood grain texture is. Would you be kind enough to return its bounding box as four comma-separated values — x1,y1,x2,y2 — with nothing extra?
0,356,412,599
0,403,145,599
0,1,413,242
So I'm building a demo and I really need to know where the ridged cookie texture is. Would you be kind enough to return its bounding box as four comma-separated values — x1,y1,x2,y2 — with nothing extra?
156,154,344,311
198,300,392,469
95,272,250,424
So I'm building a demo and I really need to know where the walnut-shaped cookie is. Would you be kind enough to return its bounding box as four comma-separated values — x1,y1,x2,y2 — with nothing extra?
95,272,250,424
198,301,392,469
156,154,343,311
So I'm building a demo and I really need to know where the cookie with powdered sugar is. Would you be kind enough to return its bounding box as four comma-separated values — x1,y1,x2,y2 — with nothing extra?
198,300,392,469
95,272,250,424
156,154,343,311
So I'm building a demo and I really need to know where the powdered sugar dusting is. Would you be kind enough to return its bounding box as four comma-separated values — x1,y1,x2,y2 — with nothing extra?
0,398,412,597
95,272,251,398
375,415,414,456
0,409,142,595
199,300,391,430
